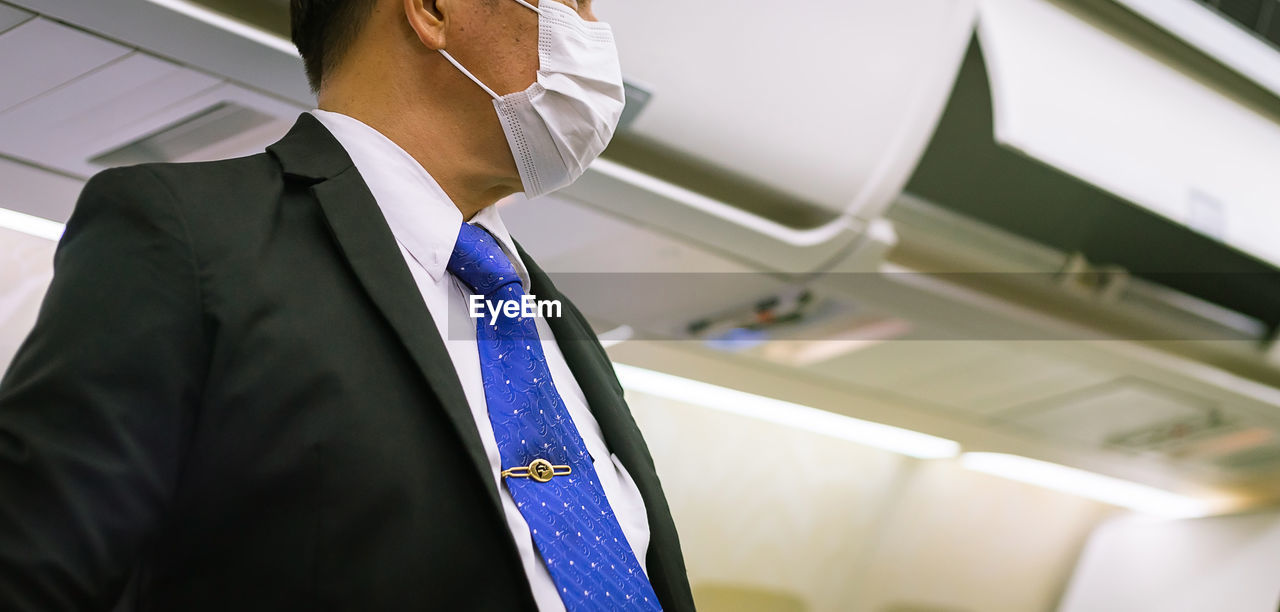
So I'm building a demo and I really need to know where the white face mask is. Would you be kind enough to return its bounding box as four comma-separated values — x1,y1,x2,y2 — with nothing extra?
439,0,626,199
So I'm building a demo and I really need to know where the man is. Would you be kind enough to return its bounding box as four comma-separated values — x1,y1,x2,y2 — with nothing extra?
0,0,694,609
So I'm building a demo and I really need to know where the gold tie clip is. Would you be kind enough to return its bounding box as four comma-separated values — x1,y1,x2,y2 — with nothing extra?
501,458,572,483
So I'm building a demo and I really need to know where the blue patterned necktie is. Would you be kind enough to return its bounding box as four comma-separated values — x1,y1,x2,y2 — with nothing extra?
447,223,662,611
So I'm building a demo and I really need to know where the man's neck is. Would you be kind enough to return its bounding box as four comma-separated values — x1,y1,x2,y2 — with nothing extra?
316,89,519,220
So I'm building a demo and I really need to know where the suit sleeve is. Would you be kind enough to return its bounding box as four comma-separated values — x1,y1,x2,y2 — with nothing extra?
0,166,206,610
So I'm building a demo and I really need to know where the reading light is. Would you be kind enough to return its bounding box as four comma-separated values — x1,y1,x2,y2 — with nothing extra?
0,208,65,241
612,363,961,459
962,452,1215,519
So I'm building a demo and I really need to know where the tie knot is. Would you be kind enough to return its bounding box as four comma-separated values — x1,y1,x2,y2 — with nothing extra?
447,223,521,296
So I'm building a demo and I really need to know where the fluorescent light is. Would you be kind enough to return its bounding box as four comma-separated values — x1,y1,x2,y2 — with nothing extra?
143,0,300,57
613,363,961,459
0,208,65,241
962,452,1215,519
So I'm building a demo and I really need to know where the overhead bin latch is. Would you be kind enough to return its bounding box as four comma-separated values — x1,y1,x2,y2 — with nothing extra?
1056,252,1130,303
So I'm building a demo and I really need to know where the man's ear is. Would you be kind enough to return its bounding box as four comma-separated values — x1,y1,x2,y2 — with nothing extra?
404,0,448,50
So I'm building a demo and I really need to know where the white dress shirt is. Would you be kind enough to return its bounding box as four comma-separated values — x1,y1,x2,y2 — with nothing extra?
309,110,651,611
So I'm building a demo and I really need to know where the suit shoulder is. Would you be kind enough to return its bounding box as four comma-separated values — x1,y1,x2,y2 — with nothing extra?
77,154,289,256
122,153,282,204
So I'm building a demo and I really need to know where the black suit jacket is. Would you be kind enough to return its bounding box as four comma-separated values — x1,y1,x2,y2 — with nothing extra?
0,114,694,611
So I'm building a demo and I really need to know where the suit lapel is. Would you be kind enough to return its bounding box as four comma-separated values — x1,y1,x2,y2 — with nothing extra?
267,114,503,513
516,247,643,482
517,244,695,611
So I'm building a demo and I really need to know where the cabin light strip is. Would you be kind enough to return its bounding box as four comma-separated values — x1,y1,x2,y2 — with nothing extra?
612,363,961,459
143,0,300,57
962,452,1215,519
0,208,65,241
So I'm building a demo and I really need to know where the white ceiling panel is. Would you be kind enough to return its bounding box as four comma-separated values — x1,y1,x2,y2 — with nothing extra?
1003,379,1218,447
0,52,224,178
0,2,33,33
807,340,1008,390
12,0,312,105
892,349,1114,415
0,18,129,113
804,341,1116,419
960,359,1116,416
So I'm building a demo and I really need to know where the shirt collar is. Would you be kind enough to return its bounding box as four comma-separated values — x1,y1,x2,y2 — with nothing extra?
469,202,530,289
308,109,529,290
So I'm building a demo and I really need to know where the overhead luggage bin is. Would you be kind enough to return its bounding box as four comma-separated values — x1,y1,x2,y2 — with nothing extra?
578,0,1280,295
974,0,1280,267
905,0,1280,335
565,0,979,273
595,0,980,218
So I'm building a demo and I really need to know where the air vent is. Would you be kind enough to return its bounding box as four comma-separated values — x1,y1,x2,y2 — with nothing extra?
90,102,273,167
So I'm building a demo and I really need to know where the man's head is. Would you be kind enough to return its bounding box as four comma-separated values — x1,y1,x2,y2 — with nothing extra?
290,0,596,94
290,0,375,94
290,0,613,213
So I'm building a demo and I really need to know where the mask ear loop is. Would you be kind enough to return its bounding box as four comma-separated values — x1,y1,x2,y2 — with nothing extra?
437,0,543,100
438,50,502,100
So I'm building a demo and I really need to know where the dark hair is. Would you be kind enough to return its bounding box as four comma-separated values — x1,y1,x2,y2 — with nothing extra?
290,0,378,93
